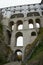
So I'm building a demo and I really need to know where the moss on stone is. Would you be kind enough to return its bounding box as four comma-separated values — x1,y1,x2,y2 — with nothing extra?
25,28,43,65
25,28,43,58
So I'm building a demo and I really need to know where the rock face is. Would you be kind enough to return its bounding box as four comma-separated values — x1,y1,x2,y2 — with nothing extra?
28,60,39,65
0,12,7,64
4,61,21,65
0,12,11,64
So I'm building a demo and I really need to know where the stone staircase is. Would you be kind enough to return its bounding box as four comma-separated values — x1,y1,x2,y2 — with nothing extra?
4,61,21,65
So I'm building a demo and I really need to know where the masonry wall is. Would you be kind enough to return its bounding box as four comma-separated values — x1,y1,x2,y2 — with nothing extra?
1,3,43,61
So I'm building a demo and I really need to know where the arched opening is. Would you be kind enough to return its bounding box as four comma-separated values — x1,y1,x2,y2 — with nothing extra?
9,21,14,31
15,32,23,46
35,19,40,28
34,12,40,16
17,36,23,46
6,30,11,45
10,13,24,18
27,12,40,17
28,19,34,29
27,13,33,17
31,31,36,36
14,49,22,61
41,8,43,10
17,20,23,30
42,12,43,15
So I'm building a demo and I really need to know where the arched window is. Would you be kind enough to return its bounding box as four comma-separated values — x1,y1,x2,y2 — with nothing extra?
27,12,40,17
17,20,23,30
10,13,24,18
9,21,14,31
34,12,40,16
15,49,22,61
35,19,40,28
27,13,33,17
31,31,36,36
28,19,34,29
15,32,23,46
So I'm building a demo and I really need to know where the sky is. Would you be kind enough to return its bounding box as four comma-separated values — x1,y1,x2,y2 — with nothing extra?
0,0,41,8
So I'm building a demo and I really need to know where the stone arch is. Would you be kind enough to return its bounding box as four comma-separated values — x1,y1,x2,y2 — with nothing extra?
16,20,23,30
10,13,24,18
35,18,40,28
14,49,22,61
33,12,40,16
31,31,36,36
27,12,33,17
42,12,43,15
6,30,11,45
27,12,40,17
28,19,34,29
9,21,14,31
15,32,23,46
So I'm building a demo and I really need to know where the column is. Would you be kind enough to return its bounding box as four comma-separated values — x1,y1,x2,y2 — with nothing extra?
10,23,17,50
23,20,28,30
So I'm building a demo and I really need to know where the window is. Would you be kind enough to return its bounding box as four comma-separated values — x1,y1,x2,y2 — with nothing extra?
20,6,22,7
29,24,33,29
10,13,24,18
14,6,16,8
27,13,33,17
28,19,34,29
35,19,40,28
9,21,14,31
17,20,23,30
36,23,40,28
31,31,36,36
18,25,23,30
27,12,40,17
34,12,40,16
41,8,43,10
15,32,23,46
20,10,22,12
17,36,23,46
33,4,36,6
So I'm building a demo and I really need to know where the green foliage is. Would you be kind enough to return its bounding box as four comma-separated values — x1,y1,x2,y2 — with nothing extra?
29,38,43,60
0,52,8,65
27,42,43,64
0,19,11,64
25,28,43,58
26,29,43,65
21,62,25,65
0,45,11,65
